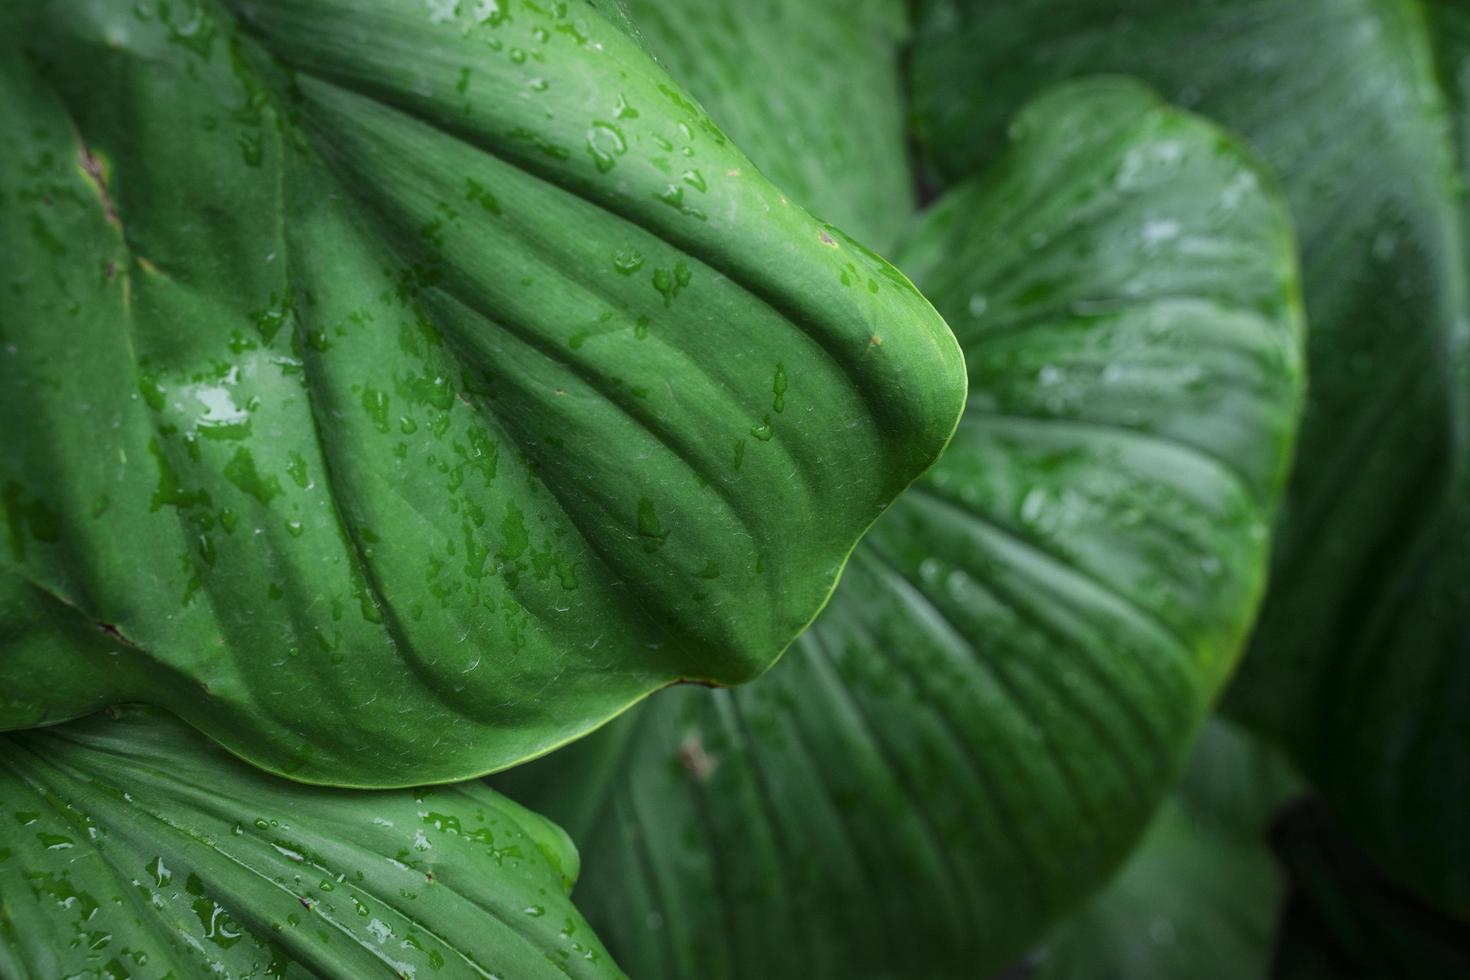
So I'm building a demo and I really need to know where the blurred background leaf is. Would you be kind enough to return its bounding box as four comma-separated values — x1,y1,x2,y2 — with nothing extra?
1022,720,1300,980
910,0,1470,917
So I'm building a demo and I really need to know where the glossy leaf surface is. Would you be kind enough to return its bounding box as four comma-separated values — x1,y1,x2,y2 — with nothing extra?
909,0,1470,915
0,707,622,979
626,0,914,252
0,0,965,785
496,78,1305,978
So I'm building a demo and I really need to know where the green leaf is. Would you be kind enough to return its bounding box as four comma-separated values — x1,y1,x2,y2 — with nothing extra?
1271,801,1470,979
0,0,965,786
1029,720,1300,980
909,0,1470,916
626,0,914,252
494,78,1305,978
0,707,624,979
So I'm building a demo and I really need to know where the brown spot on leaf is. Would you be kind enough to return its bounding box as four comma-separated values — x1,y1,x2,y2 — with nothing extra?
96,621,139,649
77,143,119,228
677,733,717,782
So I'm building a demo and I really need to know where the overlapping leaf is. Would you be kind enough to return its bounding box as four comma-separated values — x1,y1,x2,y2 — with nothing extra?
626,0,914,251
909,0,1470,914
1030,720,1299,980
496,78,1305,978
0,707,622,979
0,0,965,785
1271,801,1470,978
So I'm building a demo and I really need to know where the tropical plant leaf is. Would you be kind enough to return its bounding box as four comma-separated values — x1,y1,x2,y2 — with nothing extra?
626,0,914,252
0,0,965,786
494,77,1305,979
1026,720,1300,980
908,0,1470,916
0,706,623,979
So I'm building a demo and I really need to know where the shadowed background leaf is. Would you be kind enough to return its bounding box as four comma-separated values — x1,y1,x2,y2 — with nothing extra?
907,0,1470,916
1024,720,1300,980
1270,800,1470,979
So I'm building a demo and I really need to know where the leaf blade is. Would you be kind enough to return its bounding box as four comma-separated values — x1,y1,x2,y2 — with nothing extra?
909,0,1470,914
0,707,624,979
0,0,965,785
496,78,1305,978
625,0,914,252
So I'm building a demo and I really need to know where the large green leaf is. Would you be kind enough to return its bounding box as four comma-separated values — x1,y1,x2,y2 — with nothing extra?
0,0,965,786
1028,720,1300,980
625,0,914,252
908,0,1470,915
495,78,1305,978
0,707,623,979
